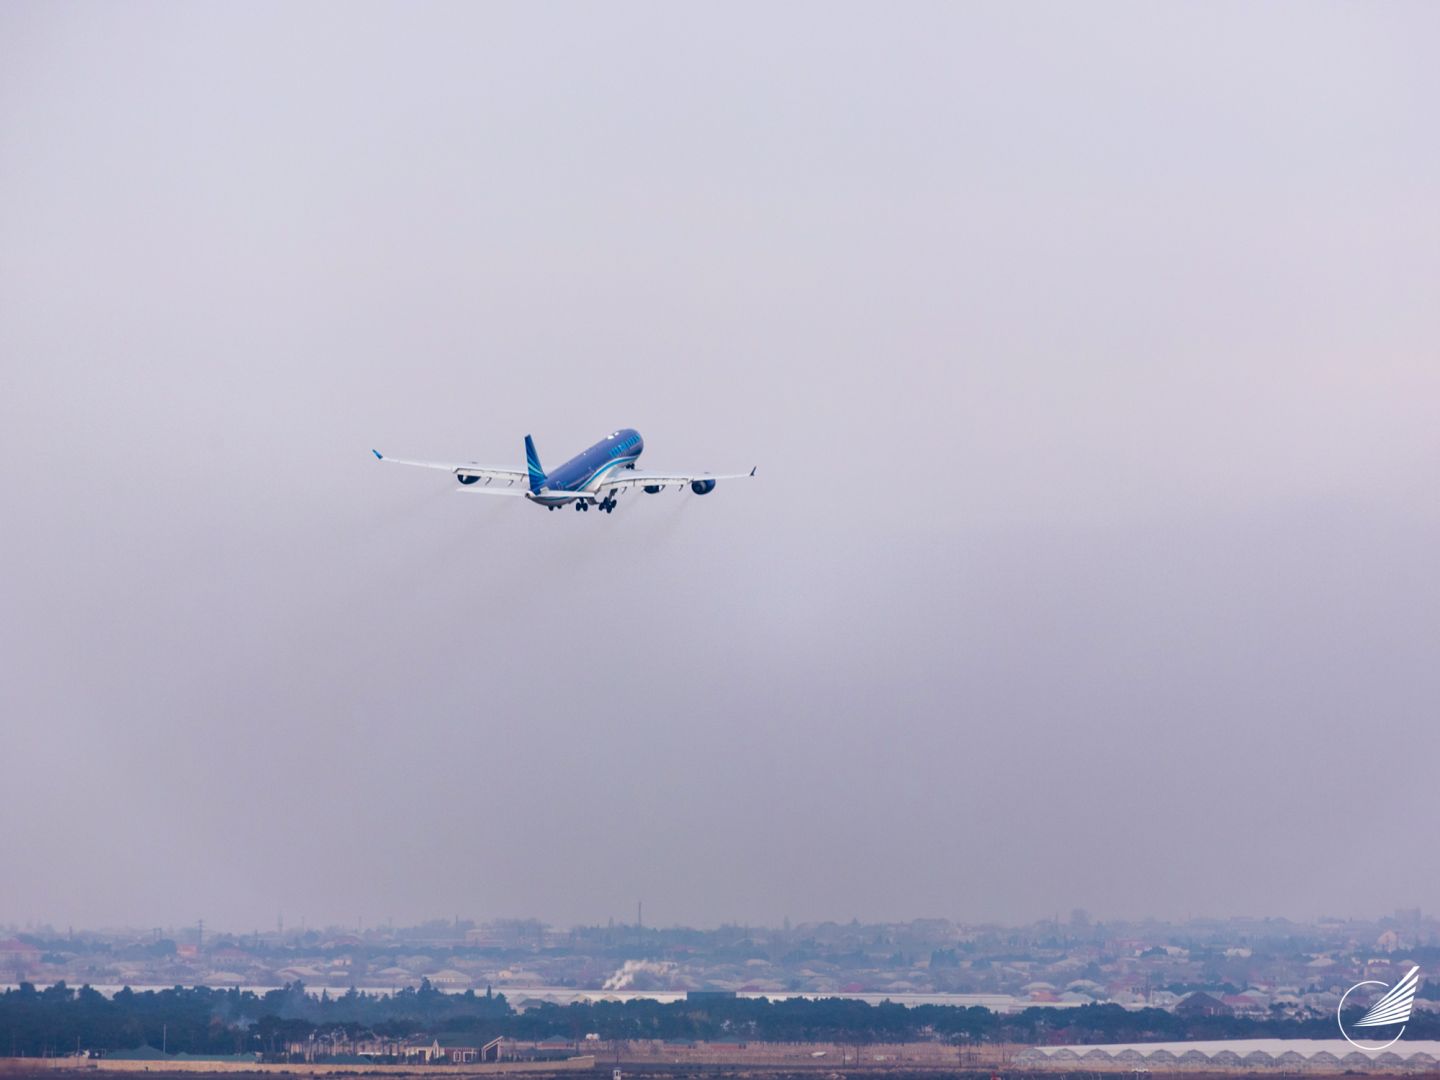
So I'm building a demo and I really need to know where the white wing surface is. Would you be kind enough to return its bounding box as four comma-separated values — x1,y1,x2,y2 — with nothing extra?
597,467,758,493
455,486,530,497
372,449,528,487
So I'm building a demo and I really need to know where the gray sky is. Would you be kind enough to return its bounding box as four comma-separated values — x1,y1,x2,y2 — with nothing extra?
2,2,1438,933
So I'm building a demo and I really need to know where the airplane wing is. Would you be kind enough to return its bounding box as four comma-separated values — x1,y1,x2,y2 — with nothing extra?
456,486,530,497
598,466,758,493
372,449,528,487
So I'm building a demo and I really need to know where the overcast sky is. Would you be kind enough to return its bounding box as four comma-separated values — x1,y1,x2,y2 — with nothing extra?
2,2,1438,934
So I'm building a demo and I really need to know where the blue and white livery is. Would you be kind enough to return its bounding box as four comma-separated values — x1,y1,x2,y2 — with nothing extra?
372,429,756,514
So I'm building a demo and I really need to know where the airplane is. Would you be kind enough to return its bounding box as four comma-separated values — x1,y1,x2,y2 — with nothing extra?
372,428,756,513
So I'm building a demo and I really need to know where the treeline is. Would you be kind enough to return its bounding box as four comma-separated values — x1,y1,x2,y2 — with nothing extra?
0,982,510,1057
6,981,1440,1058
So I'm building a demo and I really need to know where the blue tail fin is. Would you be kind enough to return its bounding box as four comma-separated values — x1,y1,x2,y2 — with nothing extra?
524,434,546,493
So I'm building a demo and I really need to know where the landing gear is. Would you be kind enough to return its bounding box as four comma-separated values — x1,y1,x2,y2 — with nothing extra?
568,497,617,514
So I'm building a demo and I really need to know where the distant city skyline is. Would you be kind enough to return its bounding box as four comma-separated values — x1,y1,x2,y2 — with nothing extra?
4,909,1433,1028
2,906,1431,938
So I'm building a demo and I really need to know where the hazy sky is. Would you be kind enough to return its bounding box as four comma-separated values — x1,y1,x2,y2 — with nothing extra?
2,2,1438,934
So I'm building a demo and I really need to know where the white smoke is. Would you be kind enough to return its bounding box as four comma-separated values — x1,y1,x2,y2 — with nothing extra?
602,959,676,991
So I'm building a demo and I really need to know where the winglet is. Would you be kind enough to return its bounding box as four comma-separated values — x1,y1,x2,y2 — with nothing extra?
372,449,383,460
750,466,757,476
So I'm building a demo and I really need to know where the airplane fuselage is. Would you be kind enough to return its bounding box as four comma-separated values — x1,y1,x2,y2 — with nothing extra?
526,428,645,506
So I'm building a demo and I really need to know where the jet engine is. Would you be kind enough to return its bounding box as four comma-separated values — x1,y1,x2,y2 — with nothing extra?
690,479,717,495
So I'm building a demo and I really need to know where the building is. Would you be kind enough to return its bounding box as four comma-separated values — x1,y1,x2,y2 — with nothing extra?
1176,990,1234,1018
1020,1039,1440,1070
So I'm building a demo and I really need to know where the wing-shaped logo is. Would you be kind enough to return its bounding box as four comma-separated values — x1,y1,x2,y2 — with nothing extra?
1339,966,1421,1050
1355,966,1419,1028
